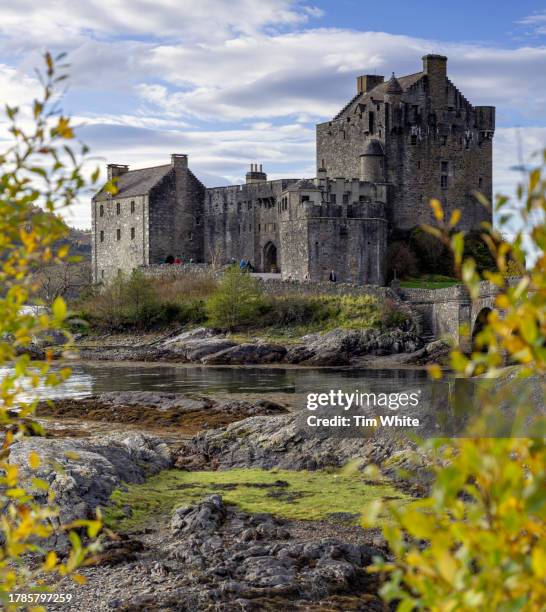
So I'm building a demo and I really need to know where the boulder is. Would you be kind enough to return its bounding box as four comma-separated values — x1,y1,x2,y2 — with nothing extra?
202,343,287,365
9,433,172,544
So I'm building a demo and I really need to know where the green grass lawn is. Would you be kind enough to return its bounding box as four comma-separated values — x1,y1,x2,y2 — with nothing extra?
104,468,411,532
399,275,461,289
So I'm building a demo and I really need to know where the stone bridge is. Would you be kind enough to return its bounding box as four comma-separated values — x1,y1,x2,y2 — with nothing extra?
399,281,502,350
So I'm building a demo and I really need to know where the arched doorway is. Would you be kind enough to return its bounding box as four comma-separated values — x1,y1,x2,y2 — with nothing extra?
263,242,278,273
472,307,491,352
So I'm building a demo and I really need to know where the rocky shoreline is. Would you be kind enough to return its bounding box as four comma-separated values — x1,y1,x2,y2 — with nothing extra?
73,326,447,367
11,390,429,610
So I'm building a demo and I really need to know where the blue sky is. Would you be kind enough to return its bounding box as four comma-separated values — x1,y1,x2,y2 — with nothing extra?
0,0,545,229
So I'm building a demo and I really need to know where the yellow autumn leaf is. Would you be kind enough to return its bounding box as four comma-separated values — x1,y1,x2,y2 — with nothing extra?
29,451,41,469
43,551,57,571
430,198,444,221
72,573,87,585
437,551,457,584
531,547,546,579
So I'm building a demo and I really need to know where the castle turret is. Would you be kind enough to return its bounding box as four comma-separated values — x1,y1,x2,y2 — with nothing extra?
246,163,267,184
360,139,385,183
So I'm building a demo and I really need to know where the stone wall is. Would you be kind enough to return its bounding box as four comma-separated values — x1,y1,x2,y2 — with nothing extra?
203,179,299,272
92,193,149,282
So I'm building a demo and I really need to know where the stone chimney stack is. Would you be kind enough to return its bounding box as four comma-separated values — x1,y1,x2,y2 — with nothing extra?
422,54,447,109
107,164,129,182
246,163,267,184
356,75,384,94
171,153,188,171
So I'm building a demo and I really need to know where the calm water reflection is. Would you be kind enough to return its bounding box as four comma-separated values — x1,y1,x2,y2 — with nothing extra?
0,363,429,401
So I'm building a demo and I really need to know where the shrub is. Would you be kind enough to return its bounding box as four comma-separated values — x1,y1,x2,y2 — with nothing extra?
463,230,496,273
379,297,409,329
206,267,266,330
336,295,381,328
387,241,419,280
410,226,454,276
261,295,331,326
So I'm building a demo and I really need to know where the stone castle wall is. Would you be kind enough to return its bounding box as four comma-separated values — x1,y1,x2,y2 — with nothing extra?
92,193,149,282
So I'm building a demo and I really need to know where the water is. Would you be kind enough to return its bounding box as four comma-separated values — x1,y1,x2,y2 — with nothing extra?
0,363,429,401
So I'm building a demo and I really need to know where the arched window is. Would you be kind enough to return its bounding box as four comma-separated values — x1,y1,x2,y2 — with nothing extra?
116,202,120,215
130,201,135,213
99,204,104,217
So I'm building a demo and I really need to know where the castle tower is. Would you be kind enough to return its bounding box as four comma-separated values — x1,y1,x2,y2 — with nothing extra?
360,139,385,183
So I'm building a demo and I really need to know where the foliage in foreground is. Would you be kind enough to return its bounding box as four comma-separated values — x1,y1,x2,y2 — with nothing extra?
365,154,546,610
0,54,101,608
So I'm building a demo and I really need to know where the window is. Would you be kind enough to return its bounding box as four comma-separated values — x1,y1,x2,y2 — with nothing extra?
410,134,417,145
188,231,193,240
101,270,104,279
196,216,201,225
342,193,349,204
368,111,375,135
131,227,135,240
100,230,104,243
330,194,336,204
99,204,104,217
441,135,447,146
130,201,135,213
301,195,310,203
116,228,121,241
116,202,120,215
417,161,421,170
479,177,483,189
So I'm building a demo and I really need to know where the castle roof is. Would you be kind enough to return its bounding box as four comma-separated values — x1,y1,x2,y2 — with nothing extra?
334,71,423,119
93,164,172,200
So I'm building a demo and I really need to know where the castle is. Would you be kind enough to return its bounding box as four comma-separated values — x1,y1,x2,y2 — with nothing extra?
92,54,495,285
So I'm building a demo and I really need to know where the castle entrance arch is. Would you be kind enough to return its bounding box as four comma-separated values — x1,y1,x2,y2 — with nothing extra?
263,242,279,273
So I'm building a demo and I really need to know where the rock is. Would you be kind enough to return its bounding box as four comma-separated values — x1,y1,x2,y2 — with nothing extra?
171,495,226,534
177,413,385,471
286,327,424,365
9,432,172,546
164,496,385,605
202,342,287,365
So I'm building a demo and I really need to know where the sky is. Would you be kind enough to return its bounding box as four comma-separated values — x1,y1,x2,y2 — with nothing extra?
0,0,545,229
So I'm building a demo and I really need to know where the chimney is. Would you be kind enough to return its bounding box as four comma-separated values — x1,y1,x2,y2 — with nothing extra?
107,164,129,182
356,75,384,95
171,153,188,171
246,163,267,184
422,54,447,109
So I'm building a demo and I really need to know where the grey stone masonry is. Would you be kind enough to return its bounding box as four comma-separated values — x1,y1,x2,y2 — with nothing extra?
92,53,494,286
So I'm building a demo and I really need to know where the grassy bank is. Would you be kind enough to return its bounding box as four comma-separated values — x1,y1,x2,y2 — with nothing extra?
74,268,409,338
104,468,411,533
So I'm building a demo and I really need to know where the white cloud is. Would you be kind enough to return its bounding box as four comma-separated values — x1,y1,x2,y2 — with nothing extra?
518,10,546,36
131,32,546,123
0,1,323,48
0,0,545,240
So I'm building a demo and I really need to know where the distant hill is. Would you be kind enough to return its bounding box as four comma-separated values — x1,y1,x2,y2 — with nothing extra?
62,225,91,260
